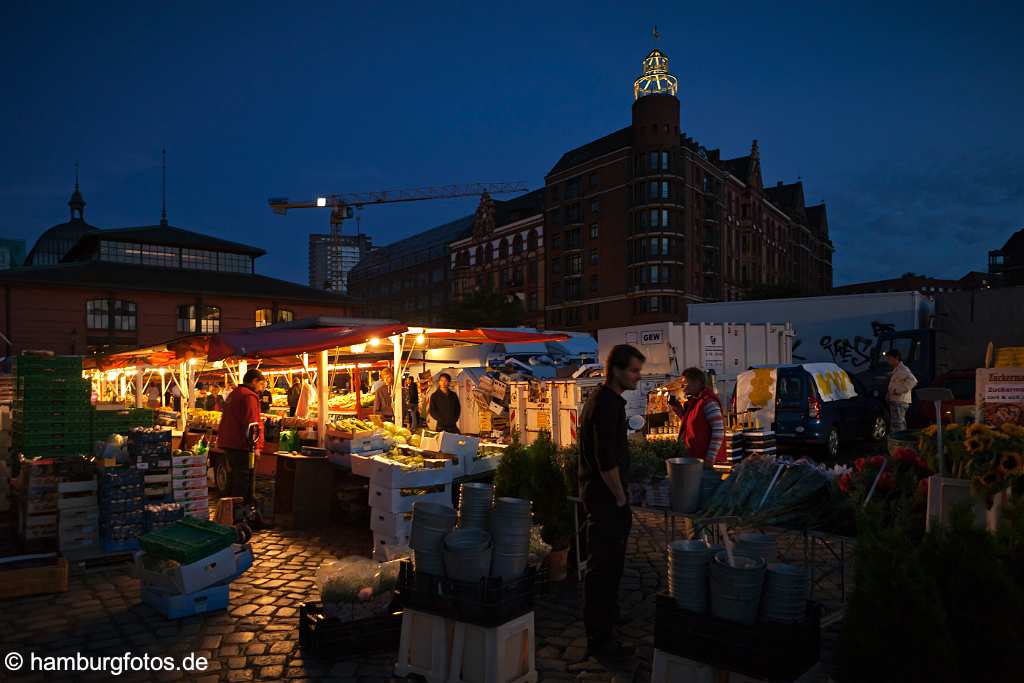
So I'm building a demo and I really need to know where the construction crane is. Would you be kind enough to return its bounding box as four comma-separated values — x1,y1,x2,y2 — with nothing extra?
268,181,529,236
268,181,529,294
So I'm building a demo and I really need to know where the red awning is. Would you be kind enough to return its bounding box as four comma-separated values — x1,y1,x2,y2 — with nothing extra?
206,323,408,361
84,336,210,371
424,329,570,345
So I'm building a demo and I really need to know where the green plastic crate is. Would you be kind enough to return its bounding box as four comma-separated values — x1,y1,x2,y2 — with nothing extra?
14,355,84,373
139,518,237,565
17,377,90,395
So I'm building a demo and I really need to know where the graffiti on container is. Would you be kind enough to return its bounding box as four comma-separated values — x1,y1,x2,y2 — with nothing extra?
819,320,896,369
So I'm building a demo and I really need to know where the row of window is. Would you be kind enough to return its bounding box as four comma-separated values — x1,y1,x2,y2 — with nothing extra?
630,264,677,289
630,208,677,233
550,172,601,202
547,302,599,327
628,236,681,263
550,224,599,251
453,231,541,268
84,299,294,333
97,241,253,274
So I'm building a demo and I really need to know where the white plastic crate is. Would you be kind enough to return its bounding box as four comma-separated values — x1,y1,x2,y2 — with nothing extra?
57,479,98,511
181,500,209,519
173,487,208,502
368,482,452,514
369,509,413,537
369,454,453,488
351,431,391,453
351,452,384,477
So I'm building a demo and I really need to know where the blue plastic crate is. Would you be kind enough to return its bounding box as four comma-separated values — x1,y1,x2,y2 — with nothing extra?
102,537,141,553
142,582,229,619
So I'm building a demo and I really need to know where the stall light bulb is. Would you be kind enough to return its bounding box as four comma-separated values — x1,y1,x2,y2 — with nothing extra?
159,367,166,376
316,197,327,207
188,358,197,365
369,337,380,347
351,343,366,354
416,334,425,344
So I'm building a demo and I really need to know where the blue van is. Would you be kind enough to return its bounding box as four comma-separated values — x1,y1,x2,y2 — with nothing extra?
734,364,888,459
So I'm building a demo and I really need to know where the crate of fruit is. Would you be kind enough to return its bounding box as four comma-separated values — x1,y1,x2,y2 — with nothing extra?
369,448,454,488
138,517,237,565
466,442,506,476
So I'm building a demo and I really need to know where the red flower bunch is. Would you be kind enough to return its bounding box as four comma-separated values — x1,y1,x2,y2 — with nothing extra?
876,471,896,493
890,447,930,471
854,454,886,473
838,473,852,493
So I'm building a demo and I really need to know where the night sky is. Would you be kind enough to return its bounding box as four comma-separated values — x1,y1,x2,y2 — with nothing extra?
3,1,1022,286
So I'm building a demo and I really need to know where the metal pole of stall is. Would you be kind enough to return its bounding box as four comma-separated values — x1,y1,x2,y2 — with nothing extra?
317,350,329,447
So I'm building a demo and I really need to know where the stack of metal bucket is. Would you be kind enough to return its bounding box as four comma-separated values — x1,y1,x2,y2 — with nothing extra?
759,563,809,623
457,482,493,530
488,497,532,579
666,540,712,613
409,502,456,576
734,532,777,563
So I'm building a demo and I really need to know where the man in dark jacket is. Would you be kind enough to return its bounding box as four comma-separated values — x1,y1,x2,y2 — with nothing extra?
216,369,266,500
578,344,644,661
428,372,461,432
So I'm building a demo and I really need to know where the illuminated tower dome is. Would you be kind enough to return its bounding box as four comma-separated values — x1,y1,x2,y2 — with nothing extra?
633,47,679,100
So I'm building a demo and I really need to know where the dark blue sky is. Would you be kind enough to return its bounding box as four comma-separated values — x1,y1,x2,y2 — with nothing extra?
3,1,1022,285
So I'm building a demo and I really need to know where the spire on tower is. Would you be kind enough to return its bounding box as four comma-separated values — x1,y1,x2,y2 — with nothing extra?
160,148,168,227
633,32,678,101
68,161,86,221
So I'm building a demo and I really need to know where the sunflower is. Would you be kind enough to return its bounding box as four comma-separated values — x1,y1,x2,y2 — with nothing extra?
923,425,938,437
964,437,984,454
977,434,995,451
998,451,1022,476
967,423,992,438
945,423,962,433
1000,423,1024,439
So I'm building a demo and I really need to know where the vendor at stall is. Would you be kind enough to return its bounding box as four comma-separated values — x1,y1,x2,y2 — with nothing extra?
374,367,395,419
428,372,461,433
287,380,301,417
668,367,725,465
216,369,266,499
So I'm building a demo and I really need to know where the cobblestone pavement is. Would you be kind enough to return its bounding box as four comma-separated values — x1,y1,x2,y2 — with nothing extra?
0,509,846,682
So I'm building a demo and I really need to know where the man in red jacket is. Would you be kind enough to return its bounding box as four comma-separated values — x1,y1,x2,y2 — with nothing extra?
216,369,266,499
669,367,726,465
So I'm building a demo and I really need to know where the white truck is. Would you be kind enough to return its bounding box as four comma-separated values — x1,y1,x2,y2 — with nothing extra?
688,292,934,375
596,321,794,404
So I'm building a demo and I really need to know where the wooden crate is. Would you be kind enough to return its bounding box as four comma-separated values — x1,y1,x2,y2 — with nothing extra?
0,557,69,599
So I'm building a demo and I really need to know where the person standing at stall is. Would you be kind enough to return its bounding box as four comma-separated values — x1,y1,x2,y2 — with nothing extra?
403,375,419,429
374,367,395,420
216,369,266,499
287,380,301,418
885,349,917,432
668,367,725,465
428,372,461,433
578,344,645,660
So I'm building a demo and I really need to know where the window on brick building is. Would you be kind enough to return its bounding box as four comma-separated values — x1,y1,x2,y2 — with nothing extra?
527,291,538,311
564,277,581,300
256,308,272,327
552,232,560,250
590,198,599,214
590,224,599,240
565,228,581,250
590,273,599,292
527,229,538,252
513,234,523,255
499,239,508,259
87,299,137,332
661,151,669,171
589,173,599,188
277,309,293,323
565,176,582,199
566,254,583,274
588,303,600,321
565,306,582,325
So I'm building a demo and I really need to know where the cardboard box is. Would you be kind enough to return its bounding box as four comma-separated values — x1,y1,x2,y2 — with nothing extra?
369,509,413,537
368,454,453,488
419,431,480,460
367,483,452,514
134,543,236,595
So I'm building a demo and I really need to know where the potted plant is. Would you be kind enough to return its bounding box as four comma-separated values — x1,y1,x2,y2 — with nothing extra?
527,434,573,580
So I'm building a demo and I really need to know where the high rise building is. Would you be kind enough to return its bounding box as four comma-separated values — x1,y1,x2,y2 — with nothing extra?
309,233,373,294
543,45,834,331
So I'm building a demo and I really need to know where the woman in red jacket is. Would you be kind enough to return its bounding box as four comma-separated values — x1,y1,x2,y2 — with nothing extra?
216,369,266,499
668,367,726,466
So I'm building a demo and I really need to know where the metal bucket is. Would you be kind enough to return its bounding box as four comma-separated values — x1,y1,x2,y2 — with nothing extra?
759,563,809,624
709,551,766,624
666,540,711,613
666,458,704,514
410,502,456,552
443,528,493,582
458,482,493,530
734,532,777,563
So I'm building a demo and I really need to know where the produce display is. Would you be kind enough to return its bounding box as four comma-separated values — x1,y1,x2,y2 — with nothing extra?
328,393,375,412
189,410,221,431
329,418,420,447
280,416,316,431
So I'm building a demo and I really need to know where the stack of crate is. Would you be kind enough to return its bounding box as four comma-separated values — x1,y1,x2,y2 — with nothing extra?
12,355,91,460
16,456,59,544
172,450,209,520
127,427,174,505
91,407,155,445
57,476,99,553
98,468,145,551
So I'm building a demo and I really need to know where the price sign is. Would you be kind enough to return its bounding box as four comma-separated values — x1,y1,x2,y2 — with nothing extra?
479,409,492,432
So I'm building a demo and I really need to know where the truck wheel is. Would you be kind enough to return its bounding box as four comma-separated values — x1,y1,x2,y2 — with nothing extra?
825,427,841,460
869,415,888,442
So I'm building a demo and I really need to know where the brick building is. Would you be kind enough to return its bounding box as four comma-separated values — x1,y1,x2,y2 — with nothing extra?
989,227,1024,286
449,190,546,327
347,215,473,324
0,184,355,356
542,46,833,331
832,271,993,295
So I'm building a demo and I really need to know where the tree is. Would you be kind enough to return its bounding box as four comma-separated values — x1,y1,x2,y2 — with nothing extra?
442,289,526,328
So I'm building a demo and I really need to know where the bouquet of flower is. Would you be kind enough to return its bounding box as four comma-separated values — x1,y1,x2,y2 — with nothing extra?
918,422,1024,501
